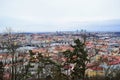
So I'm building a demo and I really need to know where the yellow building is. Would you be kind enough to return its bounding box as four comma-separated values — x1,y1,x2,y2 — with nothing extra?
86,69,104,77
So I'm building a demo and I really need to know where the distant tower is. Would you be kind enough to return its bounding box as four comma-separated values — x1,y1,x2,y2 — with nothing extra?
76,29,79,33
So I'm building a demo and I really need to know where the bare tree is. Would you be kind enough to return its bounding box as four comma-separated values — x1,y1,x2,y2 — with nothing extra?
0,27,20,80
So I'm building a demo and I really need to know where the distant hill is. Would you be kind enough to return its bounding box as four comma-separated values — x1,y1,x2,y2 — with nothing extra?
0,17,120,32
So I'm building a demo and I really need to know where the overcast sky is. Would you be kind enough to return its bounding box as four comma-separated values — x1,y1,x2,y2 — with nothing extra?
0,0,120,32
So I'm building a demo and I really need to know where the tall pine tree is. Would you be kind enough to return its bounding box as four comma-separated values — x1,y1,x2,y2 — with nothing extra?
63,39,89,80
0,61,4,80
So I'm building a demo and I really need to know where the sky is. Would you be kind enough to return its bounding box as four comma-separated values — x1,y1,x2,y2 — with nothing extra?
0,0,120,32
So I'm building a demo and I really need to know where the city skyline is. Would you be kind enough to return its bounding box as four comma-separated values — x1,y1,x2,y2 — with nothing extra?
0,0,120,32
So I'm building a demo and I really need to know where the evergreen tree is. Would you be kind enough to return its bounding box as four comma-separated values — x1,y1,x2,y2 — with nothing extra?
0,61,4,80
63,39,89,80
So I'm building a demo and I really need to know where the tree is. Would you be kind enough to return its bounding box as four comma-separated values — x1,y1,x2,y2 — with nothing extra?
63,39,89,80
0,61,4,80
27,50,66,80
0,28,20,80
